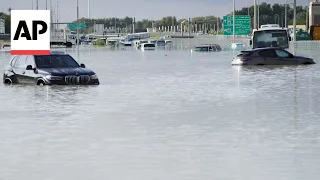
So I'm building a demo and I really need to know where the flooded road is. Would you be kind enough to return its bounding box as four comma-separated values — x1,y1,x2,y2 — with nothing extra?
1,47,320,180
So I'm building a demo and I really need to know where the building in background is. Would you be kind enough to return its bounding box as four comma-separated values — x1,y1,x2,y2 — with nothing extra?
0,18,5,34
309,0,320,26
93,24,104,35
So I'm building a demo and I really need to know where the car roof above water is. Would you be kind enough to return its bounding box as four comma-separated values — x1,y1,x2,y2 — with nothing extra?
197,44,221,47
243,47,284,52
48,51,68,55
12,51,68,57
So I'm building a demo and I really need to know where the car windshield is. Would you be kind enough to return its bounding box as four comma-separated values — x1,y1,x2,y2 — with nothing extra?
34,55,80,68
253,30,289,49
144,44,155,47
215,45,222,51
194,46,207,51
237,51,252,57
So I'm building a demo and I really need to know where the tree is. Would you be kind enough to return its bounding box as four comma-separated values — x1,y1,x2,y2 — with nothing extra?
232,3,307,28
0,12,10,33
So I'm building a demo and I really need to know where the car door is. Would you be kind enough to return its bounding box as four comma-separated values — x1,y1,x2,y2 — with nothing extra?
258,49,279,65
11,56,26,83
202,47,209,52
4,56,18,82
23,55,37,84
274,49,300,65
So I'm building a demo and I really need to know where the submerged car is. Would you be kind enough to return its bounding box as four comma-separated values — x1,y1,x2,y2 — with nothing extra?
231,47,315,65
229,43,246,50
138,43,156,51
191,44,222,52
3,51,99,85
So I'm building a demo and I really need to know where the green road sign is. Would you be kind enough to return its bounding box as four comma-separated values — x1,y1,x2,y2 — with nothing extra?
67,23,86,30
223,15,251,35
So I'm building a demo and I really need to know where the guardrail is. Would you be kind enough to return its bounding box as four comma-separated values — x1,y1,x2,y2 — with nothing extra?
290,41,320,52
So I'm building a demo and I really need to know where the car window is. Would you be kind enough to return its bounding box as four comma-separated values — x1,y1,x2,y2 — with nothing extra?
14,56,26,68
34,55,80,68
25,56,35,67
201,47,208,51
259,50,277,57
10,56,18,66
275,50,291,58
237,51,252,57
215,45,222,51
17,56,28,68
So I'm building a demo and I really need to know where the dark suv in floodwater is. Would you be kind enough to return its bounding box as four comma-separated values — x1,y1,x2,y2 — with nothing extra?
3,51,99,85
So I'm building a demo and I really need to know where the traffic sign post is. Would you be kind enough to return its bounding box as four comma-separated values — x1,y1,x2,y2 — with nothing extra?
223,15,251,36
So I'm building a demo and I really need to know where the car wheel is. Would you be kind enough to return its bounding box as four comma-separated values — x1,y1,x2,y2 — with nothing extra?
37,79,45,86
3,77,12,85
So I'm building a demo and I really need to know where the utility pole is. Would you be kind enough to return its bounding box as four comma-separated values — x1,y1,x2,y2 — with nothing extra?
132,17,135,33
36,0,38,10
172,16,174,33
254,0,257,29
293,0,296,55
188,18,191,36
88,0,90,19
56,2,59,31
306,6,309,32
285,0,287,27
257,0,260,28
233,0,235,43
77,0,80,58
115,18,117,33
46,0,47,10
32,0,33,10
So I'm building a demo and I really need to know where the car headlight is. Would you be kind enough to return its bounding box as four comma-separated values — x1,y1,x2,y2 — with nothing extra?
45,75,62,80
90,74,98,79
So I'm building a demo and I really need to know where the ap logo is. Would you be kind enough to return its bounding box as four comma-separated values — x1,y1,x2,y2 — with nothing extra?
11,10,50,55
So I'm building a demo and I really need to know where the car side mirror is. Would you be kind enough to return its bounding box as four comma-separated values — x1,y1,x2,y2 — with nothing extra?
26,65,33,70
249,40,252,45
80,63,86,68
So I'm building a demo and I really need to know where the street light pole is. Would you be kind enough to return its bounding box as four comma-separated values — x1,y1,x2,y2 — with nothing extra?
88,0,90,19
36,0,38,10
285,0,287,27
233,0,235,43
181,20,186,36
77,0,79,48
254,0,257,29
257,0,260,28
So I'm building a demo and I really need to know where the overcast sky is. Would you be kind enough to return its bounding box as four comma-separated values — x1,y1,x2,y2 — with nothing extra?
0,0,312,22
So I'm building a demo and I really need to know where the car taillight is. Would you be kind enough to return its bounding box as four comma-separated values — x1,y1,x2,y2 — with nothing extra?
239,58,250,62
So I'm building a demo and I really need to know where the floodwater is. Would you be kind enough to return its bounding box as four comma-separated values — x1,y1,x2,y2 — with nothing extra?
1,46,320,180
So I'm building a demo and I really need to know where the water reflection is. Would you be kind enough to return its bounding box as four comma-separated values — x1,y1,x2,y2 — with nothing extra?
293,68,298,129
233,64,301,130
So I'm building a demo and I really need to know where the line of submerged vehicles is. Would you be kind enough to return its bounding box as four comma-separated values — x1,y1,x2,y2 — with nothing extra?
191,24,315,65
2,24,316,86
